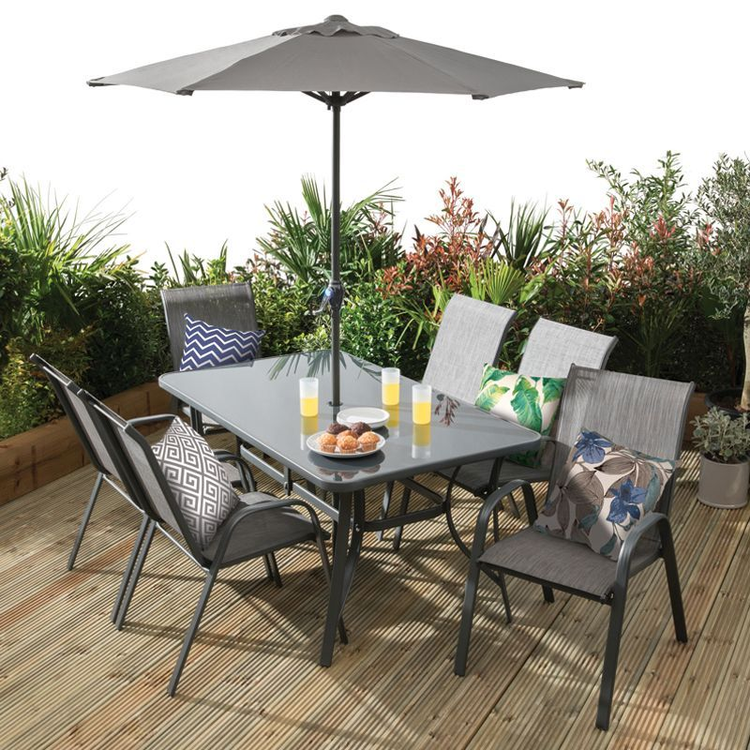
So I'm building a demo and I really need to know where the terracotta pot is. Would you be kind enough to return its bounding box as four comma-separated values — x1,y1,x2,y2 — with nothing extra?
697,454,750,509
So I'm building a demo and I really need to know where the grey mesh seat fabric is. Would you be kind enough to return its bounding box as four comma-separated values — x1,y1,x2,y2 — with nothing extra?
438,318,618,496
161,283,260,433
454,366,694,731
518,318,618,378
85,398,344,697
421,294,516,404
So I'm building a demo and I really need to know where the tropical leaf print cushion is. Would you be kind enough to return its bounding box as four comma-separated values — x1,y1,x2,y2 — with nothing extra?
534,429,675,561
474,366,566,467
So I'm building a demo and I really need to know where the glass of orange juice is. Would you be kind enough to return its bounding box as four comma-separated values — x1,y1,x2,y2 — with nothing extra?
299,377,319,417
412,384,432,425
381,367,400,406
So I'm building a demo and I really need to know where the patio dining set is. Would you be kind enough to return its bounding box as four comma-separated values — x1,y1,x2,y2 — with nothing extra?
34,280,694,731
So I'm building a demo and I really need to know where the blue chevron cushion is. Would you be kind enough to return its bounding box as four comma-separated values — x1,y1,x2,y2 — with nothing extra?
179,314,265,371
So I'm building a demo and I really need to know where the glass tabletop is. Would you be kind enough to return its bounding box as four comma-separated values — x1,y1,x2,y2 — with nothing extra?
159,350,540,493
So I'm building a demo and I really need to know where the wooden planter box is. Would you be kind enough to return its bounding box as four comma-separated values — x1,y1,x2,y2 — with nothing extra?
0,381,171,506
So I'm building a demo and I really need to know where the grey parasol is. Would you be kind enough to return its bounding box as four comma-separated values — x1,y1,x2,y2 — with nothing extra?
89,14,583,406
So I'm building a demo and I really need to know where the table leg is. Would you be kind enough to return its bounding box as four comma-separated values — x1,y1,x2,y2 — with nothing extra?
320,490,365,667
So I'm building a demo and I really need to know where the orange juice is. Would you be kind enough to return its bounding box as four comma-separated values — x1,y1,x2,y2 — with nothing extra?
300,396,318,417
382,381,400,406
412,400,431,425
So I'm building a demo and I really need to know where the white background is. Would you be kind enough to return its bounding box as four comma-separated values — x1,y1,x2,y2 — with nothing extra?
2,1,748,269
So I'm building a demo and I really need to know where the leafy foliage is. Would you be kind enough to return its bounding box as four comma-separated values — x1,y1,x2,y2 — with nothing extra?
0,329,91,440
692,408,750,464
0,176,132,339
257,176,402,290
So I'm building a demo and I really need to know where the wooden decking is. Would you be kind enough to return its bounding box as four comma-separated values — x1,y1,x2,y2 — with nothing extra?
2,440,750,749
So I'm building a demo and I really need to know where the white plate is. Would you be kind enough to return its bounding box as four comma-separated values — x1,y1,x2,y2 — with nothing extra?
336,406,390,430
307,431,386,459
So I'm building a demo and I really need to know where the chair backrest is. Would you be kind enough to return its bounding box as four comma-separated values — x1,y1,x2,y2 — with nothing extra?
30,354,120,479
422,294,516,404
550,366,694,517
86,395,206,561
518,318,617,379
161,282,260,371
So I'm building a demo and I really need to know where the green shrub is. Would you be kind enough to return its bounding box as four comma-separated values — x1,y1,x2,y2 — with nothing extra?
77,273,171,398
249,262,316,357
692,408,750,463
0,329,91,440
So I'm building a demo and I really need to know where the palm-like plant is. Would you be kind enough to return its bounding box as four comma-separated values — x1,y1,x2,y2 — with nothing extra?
257,176,402,289
1,177,131,339
488,199,552,271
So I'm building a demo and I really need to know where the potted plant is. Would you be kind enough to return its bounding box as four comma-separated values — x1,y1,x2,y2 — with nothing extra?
696,154,750,416
693,408,750,508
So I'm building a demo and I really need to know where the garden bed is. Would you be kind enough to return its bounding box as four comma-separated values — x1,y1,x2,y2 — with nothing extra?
0,380,170,505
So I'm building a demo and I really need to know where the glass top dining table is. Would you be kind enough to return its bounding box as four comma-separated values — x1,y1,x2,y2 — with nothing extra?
159,350,540,666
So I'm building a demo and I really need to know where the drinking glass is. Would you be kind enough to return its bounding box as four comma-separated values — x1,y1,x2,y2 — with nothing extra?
299,377,319,417
381,367,400,406
411,383,432,425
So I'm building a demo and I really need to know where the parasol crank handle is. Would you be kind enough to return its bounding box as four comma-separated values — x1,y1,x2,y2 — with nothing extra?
314,280,345,315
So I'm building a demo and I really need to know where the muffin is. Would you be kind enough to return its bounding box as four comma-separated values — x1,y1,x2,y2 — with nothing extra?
336,434,359,454
326,422,348,436
358,431,380,453
337,429,356,440
318,432,338,453
350,421,372,437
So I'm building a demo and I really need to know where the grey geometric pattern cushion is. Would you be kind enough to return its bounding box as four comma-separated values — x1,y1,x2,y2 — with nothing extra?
153,418,237,548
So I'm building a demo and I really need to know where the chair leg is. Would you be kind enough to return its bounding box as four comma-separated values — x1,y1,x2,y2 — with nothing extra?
115,521,156,631
377,482,394,542
111,515,150,623
267,552,283,588
661,528,688,643
168,565,220,697
67,472,105,570
392,486,411,552
492,507,500,542
486,569,512,624
454,560,482,676
597,591,627,731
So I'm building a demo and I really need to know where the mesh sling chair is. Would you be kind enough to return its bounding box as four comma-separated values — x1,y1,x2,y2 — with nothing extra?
377,294,517,545
454,365,694,730
437,318,618,551
29,354,164,576
161,282,261,436
85,394,345,696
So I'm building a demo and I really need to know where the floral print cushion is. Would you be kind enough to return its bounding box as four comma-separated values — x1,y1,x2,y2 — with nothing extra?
474,366,566,467
535,429,675,561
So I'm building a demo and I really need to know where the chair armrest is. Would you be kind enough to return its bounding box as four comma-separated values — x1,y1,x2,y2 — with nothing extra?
214,451,251,492
614,512,670,590
127,414,177,427
470,479,536,562
208,497,322,565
